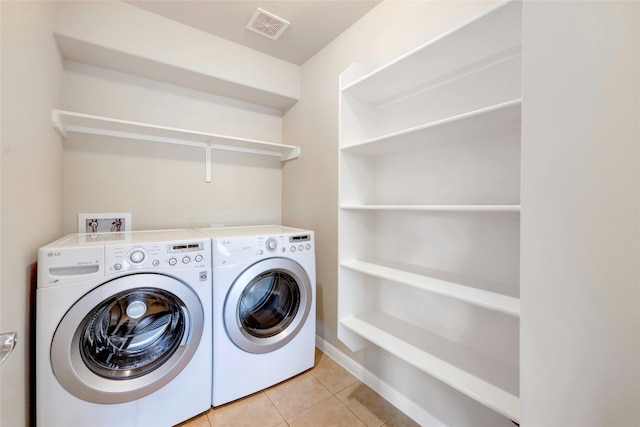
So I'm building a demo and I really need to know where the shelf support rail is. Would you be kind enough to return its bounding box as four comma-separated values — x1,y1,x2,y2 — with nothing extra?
205,141,213,183
52,110,301,184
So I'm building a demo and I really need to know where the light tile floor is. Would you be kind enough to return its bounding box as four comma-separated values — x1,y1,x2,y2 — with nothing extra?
177,348,419,427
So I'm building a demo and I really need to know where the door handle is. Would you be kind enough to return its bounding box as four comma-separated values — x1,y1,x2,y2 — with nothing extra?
0,332,17,365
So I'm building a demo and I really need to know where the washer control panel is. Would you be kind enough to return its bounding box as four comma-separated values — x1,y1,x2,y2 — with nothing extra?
106,240,209,273
265,238,278,252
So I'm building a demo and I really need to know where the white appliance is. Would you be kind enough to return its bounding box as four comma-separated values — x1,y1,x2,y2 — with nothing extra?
196,225,316,406
36,229,212,427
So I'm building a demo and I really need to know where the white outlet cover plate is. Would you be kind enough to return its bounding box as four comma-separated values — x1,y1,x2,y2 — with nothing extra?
78,213,132,233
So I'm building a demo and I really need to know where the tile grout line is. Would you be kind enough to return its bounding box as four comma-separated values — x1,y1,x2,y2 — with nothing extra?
308,360,373,427
277,358,358,425
283,371,335,422
263,390,289,426
335,396,372,427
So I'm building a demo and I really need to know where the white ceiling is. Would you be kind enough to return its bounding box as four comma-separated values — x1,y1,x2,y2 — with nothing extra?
125,1,382,65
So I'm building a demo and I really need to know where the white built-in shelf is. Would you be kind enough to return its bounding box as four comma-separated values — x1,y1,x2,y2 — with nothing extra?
52,110,300,182
340,259,519,316
340,311,520,422
340,1,522,104
340,204,520,213
337,1,522,423
341,99,521,156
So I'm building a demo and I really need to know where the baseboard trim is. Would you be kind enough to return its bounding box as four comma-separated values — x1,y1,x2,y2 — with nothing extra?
315,335,445,427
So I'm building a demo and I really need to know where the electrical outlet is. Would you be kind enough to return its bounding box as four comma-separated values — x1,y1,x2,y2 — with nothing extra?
78,213,132,233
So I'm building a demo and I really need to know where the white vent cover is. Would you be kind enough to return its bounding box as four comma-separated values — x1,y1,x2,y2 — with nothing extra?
246,8,290,40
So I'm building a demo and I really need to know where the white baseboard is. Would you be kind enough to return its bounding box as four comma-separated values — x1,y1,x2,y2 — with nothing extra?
315,335,446,427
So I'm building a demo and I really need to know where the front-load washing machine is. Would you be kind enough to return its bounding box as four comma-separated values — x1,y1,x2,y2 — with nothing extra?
196,225,316,406
36,229,212,427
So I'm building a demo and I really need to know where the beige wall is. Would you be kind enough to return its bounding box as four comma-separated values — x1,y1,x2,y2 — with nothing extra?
62,61,285,232
0,2,64,426
521,1,640,425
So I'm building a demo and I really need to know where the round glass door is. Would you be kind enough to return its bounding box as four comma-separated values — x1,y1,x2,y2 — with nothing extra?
80,288,186,380
51,273,204,404
239,271,300,338
225,258,312,354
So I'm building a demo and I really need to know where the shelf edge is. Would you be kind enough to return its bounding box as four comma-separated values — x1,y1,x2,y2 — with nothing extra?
340,315,520,422
340,0,522,94
53,109,300,160
340,204,521,213
340,98,522,153
340,260,520,317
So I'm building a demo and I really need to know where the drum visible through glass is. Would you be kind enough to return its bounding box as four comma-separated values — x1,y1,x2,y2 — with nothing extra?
238,272,300,338
80,288,187,380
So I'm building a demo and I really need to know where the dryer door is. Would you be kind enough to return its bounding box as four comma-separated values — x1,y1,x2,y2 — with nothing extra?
50,273,204,404
224,258,312,354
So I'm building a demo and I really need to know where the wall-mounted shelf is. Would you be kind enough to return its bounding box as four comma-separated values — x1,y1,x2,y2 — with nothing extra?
340,312,520,422
52,110,300,182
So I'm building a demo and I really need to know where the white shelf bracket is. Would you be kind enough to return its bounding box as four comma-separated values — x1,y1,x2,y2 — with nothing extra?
282,146,301,162
52,110,68,138
205,141,213,183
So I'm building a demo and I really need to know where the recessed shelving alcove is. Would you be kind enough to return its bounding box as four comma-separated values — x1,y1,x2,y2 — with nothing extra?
337,0,522,423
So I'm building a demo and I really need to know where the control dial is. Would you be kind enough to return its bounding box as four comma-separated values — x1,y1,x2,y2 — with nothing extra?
128,248,147,264
265,238,278,252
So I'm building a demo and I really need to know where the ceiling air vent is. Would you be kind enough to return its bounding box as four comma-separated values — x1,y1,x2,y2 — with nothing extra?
246,8,290,40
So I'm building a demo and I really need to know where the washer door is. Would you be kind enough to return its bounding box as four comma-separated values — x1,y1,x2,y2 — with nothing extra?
224,258,312,354
50,273,204,404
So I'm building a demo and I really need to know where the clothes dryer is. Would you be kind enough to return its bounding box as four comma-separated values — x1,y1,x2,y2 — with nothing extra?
196,225,315,406
36,229,212,427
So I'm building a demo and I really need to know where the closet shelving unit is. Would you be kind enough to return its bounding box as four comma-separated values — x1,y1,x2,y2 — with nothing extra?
52,110,300,183
338,1,522,423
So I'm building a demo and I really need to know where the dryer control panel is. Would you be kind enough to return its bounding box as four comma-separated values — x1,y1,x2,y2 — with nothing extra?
286,234,313,254
212,232,314,267
105,240,210,274
256,233,314,256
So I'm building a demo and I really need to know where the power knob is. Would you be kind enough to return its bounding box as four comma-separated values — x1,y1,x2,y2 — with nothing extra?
265,238,278,252
129,249,146,264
